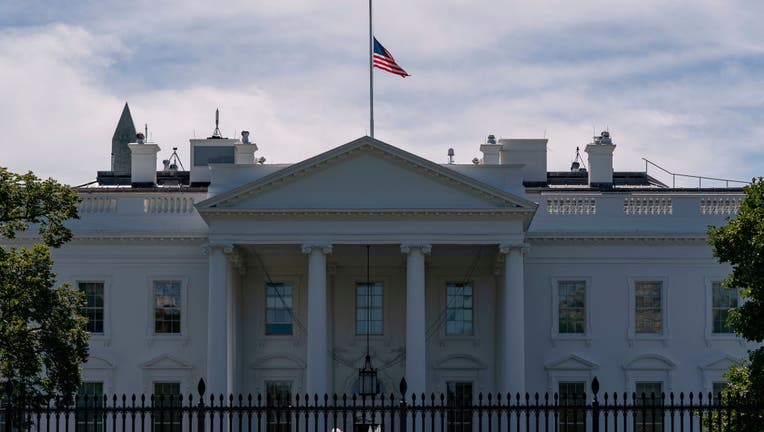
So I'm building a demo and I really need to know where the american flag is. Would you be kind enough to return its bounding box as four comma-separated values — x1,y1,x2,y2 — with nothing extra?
373,37,409,77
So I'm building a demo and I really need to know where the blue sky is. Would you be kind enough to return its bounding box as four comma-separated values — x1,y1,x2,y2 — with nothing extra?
1,0,762,186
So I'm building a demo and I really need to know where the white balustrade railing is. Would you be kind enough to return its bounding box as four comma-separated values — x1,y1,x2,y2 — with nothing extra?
79,196,118,214
699,196,743,215
143,196,196,214
546,197,597,215
623,196,673,215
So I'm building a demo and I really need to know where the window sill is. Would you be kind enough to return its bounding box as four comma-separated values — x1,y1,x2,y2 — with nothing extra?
704,334,745,347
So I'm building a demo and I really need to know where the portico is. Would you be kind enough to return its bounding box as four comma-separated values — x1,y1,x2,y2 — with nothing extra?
196,137,536,397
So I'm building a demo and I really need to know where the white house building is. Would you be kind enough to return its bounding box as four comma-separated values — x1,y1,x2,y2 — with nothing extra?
30,104,757,403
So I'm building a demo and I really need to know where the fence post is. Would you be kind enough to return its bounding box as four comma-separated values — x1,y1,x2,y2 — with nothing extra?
591,377,600,432
197,379,206,432
398,378,407,432
3,381,11,432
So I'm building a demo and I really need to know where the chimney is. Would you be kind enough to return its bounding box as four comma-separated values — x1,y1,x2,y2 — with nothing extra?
234,130,258,164
128,133,161,187
479,134,501,164
585,131,616,188
498,138,548,186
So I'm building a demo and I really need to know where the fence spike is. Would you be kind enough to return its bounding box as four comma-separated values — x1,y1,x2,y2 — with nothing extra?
399,377,407,396
197,378,206,397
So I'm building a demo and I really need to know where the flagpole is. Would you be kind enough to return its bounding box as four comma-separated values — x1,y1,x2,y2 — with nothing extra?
369,0,374,139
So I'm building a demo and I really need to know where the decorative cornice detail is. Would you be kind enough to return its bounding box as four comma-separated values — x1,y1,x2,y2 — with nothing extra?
400,243,432,255
527,232,708,244
301,243,333,255
196,208,531,217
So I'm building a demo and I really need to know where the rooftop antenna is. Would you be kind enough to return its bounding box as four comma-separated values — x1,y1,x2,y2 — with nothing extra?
145,124,148,141
570,146,587,172
447,148,455,164
211,108,223,138
163,147,186,171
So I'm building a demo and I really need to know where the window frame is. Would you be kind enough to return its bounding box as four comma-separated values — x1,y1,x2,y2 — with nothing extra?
445,381,474,432
265,282,295,336
550,277,592,344
557,381,587,432
152,381,182,432
627,277,669,344
444,281,474,337
70,276,112,343
147,276,189,341
78,281,106,335
705,278,743,342
75,381,104,432
355,281,384,336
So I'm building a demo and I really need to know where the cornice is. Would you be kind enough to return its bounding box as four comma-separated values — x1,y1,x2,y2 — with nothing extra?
2,233,208,244
527,232,708,244
196,208,532,217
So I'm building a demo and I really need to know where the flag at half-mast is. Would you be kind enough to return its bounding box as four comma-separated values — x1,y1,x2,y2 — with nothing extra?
373,37,409,77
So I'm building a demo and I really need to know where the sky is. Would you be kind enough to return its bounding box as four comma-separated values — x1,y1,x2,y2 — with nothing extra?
1,0,763,187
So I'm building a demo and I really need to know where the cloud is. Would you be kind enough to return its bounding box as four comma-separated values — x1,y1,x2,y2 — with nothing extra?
1,1,763,186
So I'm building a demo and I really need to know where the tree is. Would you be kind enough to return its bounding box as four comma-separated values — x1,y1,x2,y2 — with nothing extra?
0,167,88,408
707,178,764,429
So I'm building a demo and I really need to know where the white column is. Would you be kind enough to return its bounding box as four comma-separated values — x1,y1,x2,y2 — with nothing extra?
401,243,431,396
206,244,233,397
499,243,528,395
302,243,333,396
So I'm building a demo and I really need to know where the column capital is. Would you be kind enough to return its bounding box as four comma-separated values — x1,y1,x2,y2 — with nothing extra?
400,243,432,255
202,243,235,256
301,243,333,255
498,242,529,255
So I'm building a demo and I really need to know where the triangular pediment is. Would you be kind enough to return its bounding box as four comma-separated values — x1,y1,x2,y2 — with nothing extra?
83,355,115,370
140,354,193,370
700,355,740,371
545,355,599,371
197,137,536,216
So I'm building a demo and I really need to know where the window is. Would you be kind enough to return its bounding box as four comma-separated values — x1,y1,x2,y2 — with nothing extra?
713,382,727,405
446,382,472,432
153,281,181,334
558,281,585,334
635,382,664,432
356,282,383,335
446,282,473,335
712,282,739,334
558,382,586,432
635,282,663,334
153,382,181,432
79,282,104,334
76,382,104,432
266,381,292,432
266,283,293,335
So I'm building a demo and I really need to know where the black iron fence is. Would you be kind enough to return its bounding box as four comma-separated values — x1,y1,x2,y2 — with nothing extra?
2,378,763,432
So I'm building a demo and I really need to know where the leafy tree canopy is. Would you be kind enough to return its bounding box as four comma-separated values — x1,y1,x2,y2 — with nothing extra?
0,167,87,405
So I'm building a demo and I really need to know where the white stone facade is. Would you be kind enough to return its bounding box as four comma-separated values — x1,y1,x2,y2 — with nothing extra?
14,133,758,398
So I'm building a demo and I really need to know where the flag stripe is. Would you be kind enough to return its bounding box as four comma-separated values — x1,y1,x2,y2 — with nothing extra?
372,37,409,77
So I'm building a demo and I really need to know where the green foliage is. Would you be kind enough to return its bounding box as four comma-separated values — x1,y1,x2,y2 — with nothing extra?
0,167,80,248
708,178,764,343
0,168,87,406
707,178,764,430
